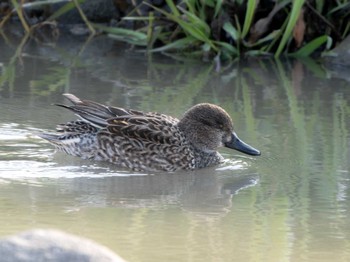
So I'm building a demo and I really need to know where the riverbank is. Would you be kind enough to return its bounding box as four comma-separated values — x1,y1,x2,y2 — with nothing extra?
1,0,349,63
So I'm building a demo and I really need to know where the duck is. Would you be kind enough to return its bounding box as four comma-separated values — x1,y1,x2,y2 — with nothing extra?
39,94,261,172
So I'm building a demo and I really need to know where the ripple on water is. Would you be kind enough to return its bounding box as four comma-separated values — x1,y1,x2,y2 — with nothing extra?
0,123,147,179
1,123,259,179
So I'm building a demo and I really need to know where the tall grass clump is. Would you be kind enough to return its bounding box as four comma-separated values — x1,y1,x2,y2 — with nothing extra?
95,0,350,60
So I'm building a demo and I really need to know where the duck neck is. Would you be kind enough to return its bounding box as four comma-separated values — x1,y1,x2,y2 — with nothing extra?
193,147,224,168
178,119,213,152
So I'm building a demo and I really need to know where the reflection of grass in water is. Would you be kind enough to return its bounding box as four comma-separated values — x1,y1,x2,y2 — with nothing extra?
0,33,30,93
30,66,70,96
215,58,350,261
29,43,88,96
276,59,312,259
0,62,15,93
241,75,258,138
224,61,291,262
0,31,93,96
136,61,214,114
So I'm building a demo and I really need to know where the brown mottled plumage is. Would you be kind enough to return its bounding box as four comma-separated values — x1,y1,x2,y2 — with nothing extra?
39,94,260,172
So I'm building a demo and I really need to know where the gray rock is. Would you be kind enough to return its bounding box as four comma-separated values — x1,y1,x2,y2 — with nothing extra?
321,34,350,82
0,229,125,262
323,34,350,67
53,0,117,24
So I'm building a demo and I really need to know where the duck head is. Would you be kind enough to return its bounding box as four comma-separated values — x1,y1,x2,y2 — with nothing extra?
178,103,261,156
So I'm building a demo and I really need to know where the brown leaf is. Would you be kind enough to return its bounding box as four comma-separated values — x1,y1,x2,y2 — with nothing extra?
293,8,306,48
249,1,288,43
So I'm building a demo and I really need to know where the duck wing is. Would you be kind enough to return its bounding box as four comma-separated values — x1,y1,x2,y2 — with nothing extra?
56,94,181,145
105,114,180,146
56,94,148,128
97,115,192,171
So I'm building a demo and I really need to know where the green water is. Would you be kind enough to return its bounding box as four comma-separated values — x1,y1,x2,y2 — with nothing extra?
0,35,350,262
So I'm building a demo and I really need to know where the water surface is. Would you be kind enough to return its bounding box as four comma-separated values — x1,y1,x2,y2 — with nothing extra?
1,34,350,262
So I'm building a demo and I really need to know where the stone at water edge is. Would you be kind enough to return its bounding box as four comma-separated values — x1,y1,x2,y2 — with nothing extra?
0,229,126,262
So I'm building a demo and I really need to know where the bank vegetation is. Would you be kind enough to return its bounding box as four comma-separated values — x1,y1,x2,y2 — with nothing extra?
1,0,349,61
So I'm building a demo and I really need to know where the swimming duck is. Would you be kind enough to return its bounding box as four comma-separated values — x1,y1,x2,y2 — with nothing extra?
39,94,260,172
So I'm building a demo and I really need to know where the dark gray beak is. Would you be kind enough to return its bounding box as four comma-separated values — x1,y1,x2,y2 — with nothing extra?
225,132,261,156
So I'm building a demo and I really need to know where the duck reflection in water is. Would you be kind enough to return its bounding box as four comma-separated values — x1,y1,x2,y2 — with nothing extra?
53,170,259,216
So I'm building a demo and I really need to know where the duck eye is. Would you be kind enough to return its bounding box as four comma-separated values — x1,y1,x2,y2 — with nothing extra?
215,120,224,129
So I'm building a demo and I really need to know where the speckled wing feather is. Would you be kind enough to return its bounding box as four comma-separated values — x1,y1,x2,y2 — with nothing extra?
56,94,146,128
106,115,182,144
94,115,195,171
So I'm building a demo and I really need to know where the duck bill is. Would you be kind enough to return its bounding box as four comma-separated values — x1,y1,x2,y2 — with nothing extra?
225,132,261,156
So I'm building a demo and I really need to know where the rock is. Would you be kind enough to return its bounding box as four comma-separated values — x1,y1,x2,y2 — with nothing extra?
0,229,125,262
52,0,117,24
321,34,350,82
323,34,350,67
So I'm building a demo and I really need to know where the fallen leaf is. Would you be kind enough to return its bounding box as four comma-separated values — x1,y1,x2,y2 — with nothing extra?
293,7,306,48
249,1,288,43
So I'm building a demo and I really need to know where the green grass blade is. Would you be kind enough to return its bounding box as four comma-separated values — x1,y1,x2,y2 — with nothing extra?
145,3,217,51
165,0,180,16
214,0,224,18
215,41,238,56
342,22,350,38
178,6,211,35
327,2,350,16
22,0,70,8
185,0,196,14
107,34,147,46
122,16,154,21
150,36,197,52
241,0,257,39
92,23,148,46
244,50,272,56
223,21,240,42
246,30,280,47
47,0,85,21
315,0,324,13
11,0,30,32
275,0,305,57
289,35,328,57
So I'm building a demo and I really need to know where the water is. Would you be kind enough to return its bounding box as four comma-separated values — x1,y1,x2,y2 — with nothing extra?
1,34,350,262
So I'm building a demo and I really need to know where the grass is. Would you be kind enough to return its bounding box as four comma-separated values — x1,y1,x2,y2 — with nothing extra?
0,0,349,61
274,0,305,57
